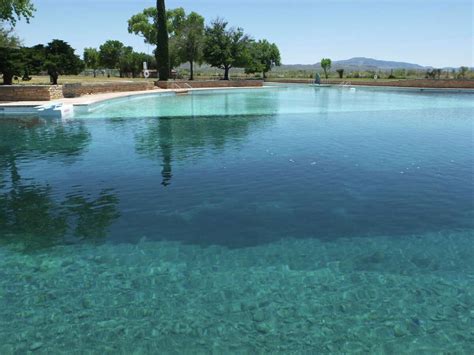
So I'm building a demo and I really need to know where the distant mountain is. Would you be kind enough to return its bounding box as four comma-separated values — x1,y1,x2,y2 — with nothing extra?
276,57,429,72
333,57,427,70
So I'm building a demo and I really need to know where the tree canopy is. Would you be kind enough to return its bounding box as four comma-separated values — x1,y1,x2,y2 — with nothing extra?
174,11,205,80
245,40,281,78
43,39,84,84
83,47,100,77
127,7,187,45
0,46,23,84
129,7,206,80
320,58,332,79
203,19,251,80
99,40,124,73
0,23,23,84
0,0,35,25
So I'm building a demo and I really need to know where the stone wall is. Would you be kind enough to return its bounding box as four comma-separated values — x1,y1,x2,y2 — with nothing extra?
155,80,264,89
63,82,155,98
0,85,63,102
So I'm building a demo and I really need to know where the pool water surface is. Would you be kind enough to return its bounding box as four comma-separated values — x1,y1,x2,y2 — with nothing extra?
0,86,473,353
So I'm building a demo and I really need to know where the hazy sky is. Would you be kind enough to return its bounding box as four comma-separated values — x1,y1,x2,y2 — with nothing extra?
13,0,474,67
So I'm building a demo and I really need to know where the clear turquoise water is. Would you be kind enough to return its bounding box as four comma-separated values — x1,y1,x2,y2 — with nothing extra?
0,86,473,353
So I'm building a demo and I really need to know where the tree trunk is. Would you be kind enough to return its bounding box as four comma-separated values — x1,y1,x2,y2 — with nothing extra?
50,73,58,85
2,73,14,85
189,61,194,81
93,69,96,78
156,0,170,81
224,66,230,80
263,71,267,79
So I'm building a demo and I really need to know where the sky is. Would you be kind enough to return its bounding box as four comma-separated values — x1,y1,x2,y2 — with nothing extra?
13,0,474,67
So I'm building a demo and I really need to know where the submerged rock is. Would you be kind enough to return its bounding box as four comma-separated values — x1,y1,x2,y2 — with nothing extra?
29,342,43,351
252,309,265,322
256,322,272,334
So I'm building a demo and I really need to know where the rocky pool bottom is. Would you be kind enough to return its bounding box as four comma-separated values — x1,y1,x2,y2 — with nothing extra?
1,230,473,354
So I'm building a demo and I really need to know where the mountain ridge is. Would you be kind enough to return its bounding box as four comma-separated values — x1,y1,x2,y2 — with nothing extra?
277,57,430,71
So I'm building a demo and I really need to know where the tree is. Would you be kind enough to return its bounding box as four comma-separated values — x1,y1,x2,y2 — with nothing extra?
336,69,344,79
458,66,469,79
203,19,251,80
118,46,134,77
0,46,23,84
320,58,332,79
22,44,45,74
174,12,205,80
0,23,23,84
245,39,281,79
156,0,170,81
425,69,435,79
0,0,35,26
99,40,124,76
128,7,186,45
128,6,205,78
0,24,20,47
118,47,146,78
44,39,84,84
83,47,100,77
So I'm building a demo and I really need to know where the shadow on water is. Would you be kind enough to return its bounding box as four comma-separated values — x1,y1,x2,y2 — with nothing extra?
0,118,120,251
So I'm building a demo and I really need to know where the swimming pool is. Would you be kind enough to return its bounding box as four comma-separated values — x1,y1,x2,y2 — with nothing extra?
1,86,473,352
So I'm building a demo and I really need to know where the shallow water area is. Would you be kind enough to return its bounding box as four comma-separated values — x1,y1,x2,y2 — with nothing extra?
0,86,473,352
1,231,473,353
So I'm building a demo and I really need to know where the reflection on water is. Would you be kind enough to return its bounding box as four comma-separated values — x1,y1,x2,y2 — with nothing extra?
0,88,473,250
135,114,275,187
0,118,120,250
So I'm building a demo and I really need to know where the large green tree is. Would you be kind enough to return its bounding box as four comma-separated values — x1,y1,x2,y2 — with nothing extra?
22,44,45,75
118,47,152,78
0,23,23,84
0,0,35,25
83,47,100,77
203,19,251,80
99,40,124,75
245,39,281,79
128,7,186,45
0,46,23,84
174,12,205,80
156,0,170,81
128,6,204,78
44,39,84,84
0,24,20,47
320,58,332,79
